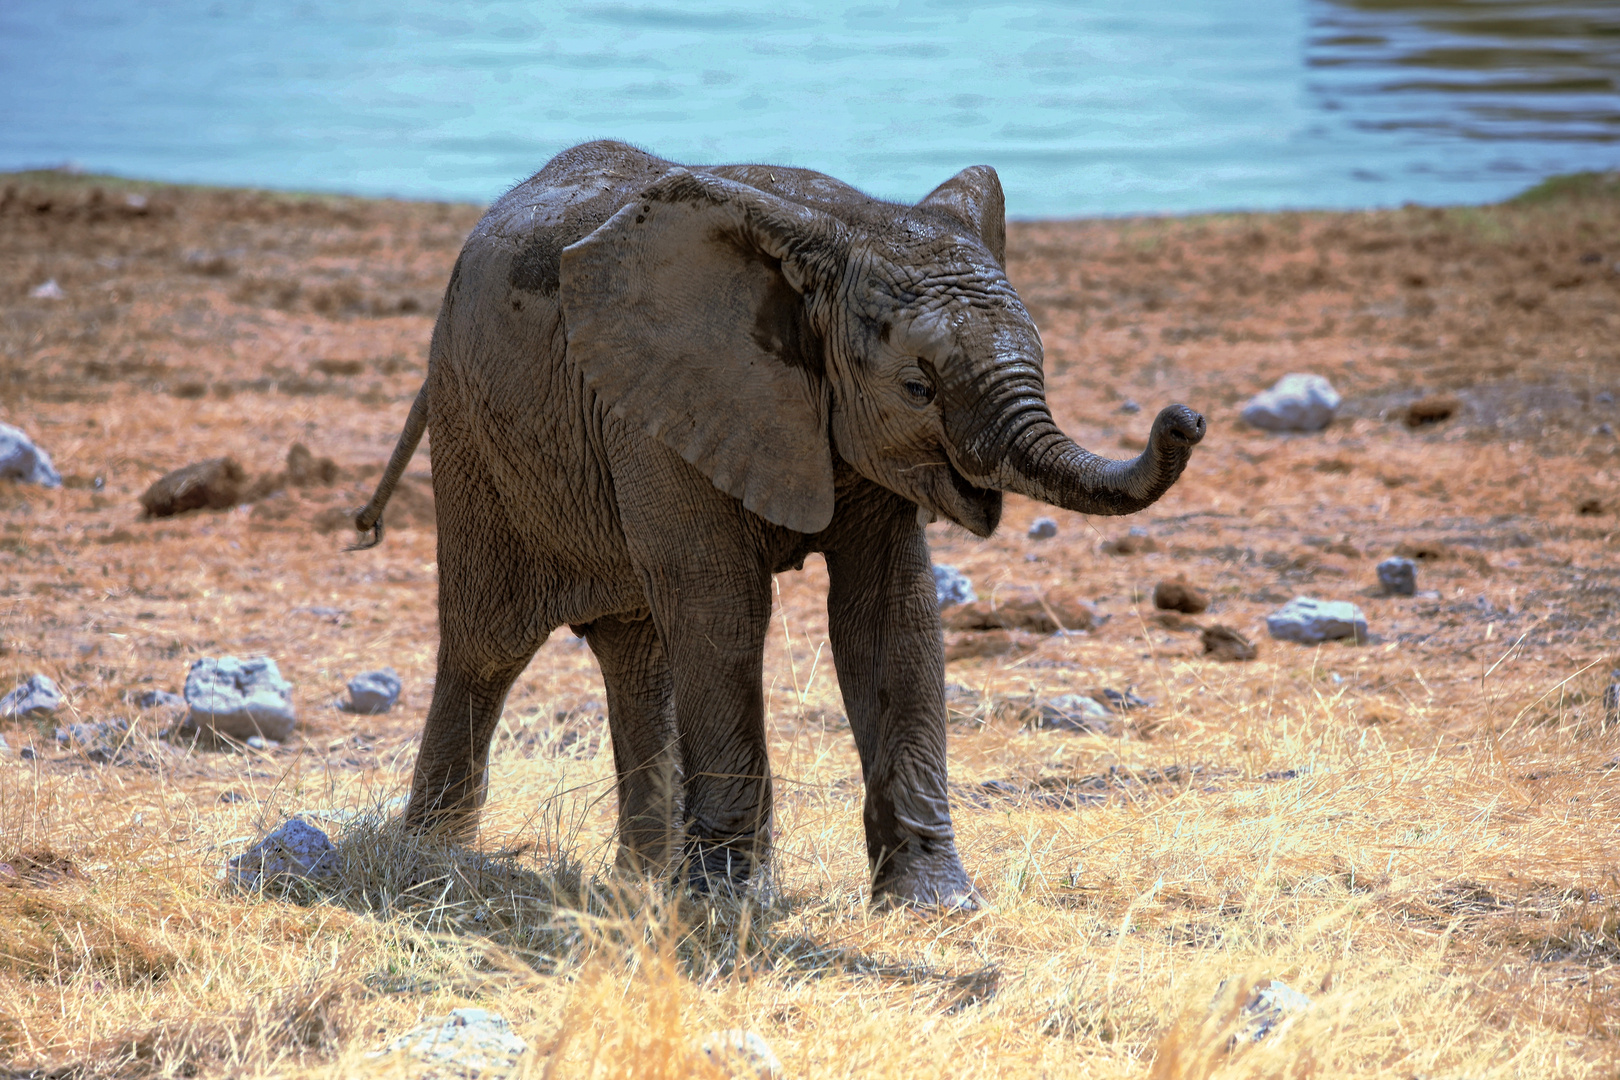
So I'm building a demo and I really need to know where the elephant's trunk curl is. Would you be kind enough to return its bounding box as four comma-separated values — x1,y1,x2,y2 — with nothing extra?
996,403,1205,515
946,363,1206,516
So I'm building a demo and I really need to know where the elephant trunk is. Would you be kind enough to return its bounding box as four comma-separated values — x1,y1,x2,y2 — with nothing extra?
947,362,1206,516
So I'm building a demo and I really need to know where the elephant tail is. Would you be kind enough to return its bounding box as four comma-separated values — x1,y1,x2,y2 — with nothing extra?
348,382,429,551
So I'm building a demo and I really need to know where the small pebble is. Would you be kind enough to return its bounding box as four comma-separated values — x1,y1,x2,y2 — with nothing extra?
1027,516,1058,540
698,1030,782,1079
1377,556,1417,596
933,564,977,607
1119,399,1141,414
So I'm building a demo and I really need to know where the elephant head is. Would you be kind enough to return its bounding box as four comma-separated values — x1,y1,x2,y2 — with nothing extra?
560,167,1204,535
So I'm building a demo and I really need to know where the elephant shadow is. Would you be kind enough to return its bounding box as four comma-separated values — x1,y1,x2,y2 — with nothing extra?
253,806,996,1007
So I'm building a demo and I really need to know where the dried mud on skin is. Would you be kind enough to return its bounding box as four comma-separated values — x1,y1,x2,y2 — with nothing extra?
1,170,1618,1078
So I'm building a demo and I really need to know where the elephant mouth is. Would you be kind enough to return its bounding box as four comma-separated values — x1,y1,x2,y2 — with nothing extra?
928,454,1002,538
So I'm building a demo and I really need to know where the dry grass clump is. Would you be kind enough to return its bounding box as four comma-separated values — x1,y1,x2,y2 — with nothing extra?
2,169,1618,1076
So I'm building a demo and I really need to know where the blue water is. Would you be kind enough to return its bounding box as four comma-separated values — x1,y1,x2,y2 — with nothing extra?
1,1,1616,216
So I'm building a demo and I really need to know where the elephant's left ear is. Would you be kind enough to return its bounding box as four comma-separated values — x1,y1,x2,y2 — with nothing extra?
560,169,843,534
916,165,1006,267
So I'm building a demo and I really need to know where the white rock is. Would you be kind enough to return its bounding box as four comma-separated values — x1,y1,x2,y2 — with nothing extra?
133,688,187,714
376,1008,528,1076
29,279,65,300
0,423,63,487
698,1029,782,1079
184,656,296,740
1240,979,1312,1042
227,818,337,887
1038,694,1113,733
1266,597,1368,644
1241,374,1341,432
1027,517,1058,540
933,564,976,607
0,674,63,718
345,667,401,714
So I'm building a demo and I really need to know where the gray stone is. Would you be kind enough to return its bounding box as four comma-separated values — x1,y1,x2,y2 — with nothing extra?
227,818,337,887
0,734,9,758
29,279,65,300
184,656,296,740
344,667,401,714
698,1030,782,1079
933,563,977,607
1241,373,1341,433
1027,516,1058,540
1377,556,1417,596
0,423,62,487
1266,597,1368,645
55,718,132,763
1,674,63,718
1119,399,1141,414
1038,694,1113,733
1240,979,1312,1042
244,735,273,750
375,1008,528,1076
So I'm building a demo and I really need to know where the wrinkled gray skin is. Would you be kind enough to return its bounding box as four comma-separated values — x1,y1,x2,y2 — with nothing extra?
355,141,1205,908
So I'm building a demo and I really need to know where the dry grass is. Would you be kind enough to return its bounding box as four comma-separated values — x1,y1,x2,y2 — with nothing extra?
1,168,1617,1078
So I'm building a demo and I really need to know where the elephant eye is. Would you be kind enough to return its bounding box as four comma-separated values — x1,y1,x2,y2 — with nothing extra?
903,369,936,405
904,380,934,403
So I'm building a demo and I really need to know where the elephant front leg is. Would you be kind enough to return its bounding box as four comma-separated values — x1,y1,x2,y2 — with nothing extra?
581,612,682,875
823,491,976,909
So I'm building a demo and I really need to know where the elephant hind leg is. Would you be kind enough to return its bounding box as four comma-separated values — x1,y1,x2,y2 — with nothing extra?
404,658,531,840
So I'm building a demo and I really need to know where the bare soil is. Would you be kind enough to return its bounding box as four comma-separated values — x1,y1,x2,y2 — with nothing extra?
1,168,1617,1078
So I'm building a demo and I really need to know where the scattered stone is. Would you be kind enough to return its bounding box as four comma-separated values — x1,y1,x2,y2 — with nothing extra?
1202,625,1258,662
1241,373,1341,432
1153,577,1209,614
344,668,401,714
1118,399,1142,414
0,422,63,487
1101,526,1157,556
1027,516,1058,540
0,734,9,758
244,735,274,751
933,563,977,607
139,457,248,518
942,591,1097,634
226,818,337,888
1402,394,1461,427
1,675,63,718
55,718,131,762
1266,597,1368,645
1240,979,1313,1042
20,746,37,760
374,1008,528,1077
1036,694,1114,733
29,279,65,300
183,656,297,741
697,1029,782,1079
218,790,246,804
1377,556,1417,596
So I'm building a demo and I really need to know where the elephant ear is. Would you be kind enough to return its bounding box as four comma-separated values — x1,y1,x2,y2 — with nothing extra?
560,169,842,534
916,165,1006,266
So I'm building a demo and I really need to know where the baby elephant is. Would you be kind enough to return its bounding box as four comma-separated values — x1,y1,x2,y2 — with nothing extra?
355,140,1204,908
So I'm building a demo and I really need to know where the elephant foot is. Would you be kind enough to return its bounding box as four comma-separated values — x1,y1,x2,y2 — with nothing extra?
870,843,980,912
682,838,765,896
